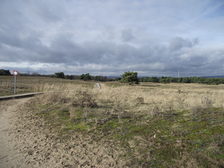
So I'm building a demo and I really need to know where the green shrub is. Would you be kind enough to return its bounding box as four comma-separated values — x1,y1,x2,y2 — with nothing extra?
55,72,65,78
120,72,139,84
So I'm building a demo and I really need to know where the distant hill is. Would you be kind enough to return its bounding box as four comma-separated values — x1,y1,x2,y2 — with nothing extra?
201,76,224,78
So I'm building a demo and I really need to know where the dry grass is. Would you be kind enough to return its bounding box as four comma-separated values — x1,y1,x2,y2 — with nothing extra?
2,75,224,112
2,76,224,167
36,81,224,113
0,76,94,96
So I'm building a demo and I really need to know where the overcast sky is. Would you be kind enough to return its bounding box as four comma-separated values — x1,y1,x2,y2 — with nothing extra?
0,0,224,76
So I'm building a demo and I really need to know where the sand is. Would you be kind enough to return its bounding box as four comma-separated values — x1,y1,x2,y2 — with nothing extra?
0,99,28,168
0,98,127,168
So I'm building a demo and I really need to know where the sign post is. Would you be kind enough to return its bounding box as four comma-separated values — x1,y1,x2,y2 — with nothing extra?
12,70,18,94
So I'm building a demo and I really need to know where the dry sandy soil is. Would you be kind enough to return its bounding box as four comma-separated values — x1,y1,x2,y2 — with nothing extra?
0,99,28,168
0,98,126,168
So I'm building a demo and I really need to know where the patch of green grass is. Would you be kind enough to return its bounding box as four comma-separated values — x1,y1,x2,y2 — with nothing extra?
64,122,90,131
35,102,224,167
96,108,223,167
57,108,70,120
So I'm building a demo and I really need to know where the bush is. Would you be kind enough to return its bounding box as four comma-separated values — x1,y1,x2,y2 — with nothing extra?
55,72,65,79
120,72,139,84
73,90,97,108
135,97,144,105
80,73,92,81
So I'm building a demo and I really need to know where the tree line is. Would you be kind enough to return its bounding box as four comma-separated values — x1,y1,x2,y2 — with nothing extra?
1,68,224,85
139,76,224,85
54,72,115,82
0,69,11,76
55,72,224,85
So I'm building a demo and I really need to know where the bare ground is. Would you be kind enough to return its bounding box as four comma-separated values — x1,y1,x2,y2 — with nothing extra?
0,98,127,168
0,99,28,168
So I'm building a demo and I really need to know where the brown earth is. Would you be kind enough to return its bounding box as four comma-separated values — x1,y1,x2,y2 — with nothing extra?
0,99,28,168
0,98,127,168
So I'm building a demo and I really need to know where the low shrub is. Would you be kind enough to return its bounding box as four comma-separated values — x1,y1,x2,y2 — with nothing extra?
72,90,97,108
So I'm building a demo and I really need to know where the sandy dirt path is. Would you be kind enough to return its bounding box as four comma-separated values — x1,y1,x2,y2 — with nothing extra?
0,98,29,168
0,97,127,168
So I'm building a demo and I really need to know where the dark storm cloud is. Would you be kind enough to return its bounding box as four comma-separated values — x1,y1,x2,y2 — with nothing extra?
0,32,224,76
0,0,224,76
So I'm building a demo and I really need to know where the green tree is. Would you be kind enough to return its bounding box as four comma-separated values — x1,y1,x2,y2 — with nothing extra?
120,72,139,84
55,72,65,78
0,69,11,76
80,73,92,81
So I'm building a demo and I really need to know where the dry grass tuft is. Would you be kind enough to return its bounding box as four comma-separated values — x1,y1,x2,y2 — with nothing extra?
72,90,97,108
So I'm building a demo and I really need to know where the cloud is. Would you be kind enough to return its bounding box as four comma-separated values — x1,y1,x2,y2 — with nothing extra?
169,37,199,51
0,0,224,76
121,29,135,42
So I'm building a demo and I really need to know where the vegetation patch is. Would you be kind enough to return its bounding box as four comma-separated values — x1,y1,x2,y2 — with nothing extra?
33,98,224,168
25,82,224,168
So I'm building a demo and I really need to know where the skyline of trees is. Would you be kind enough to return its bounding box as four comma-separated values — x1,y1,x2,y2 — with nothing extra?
1,69,224,85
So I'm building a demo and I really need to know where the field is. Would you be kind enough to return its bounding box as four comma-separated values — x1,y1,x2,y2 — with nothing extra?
0,76,94,96
1,76,224,167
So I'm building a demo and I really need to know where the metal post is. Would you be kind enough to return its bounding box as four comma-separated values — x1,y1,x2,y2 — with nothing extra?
14,75,16,94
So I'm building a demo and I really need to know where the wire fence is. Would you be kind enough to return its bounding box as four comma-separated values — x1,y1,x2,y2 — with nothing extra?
0,76,33,96
0,76,95,96
0,76,53,96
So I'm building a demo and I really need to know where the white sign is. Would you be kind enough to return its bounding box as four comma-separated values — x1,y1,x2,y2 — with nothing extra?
13,70,18,76
95,83,101,89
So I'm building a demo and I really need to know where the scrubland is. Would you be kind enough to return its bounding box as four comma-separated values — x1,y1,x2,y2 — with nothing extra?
28,81,224,167
1,76,224,167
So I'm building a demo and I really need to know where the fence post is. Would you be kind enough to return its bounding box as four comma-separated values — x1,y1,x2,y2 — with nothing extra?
13,75,17,94
12,70,18,94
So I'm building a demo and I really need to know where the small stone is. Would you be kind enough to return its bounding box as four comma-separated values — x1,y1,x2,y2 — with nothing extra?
28,150,33,155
